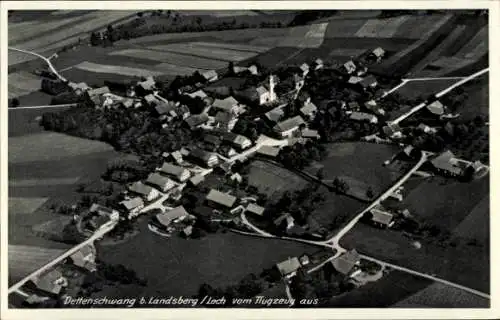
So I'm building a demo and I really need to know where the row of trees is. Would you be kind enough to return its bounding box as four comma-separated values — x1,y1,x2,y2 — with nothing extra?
277,140,327,170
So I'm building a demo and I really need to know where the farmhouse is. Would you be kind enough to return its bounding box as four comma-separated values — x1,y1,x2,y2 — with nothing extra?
276,257,301,279
430,150,465,177
69,82,90,95
188,173,205,187
314,58,324,70
128,181,159,201
119,197,145,218
343,60,357,74
300,100,318,119
85,86,110,106
301,128,320,139
332,249,360,276
359,75,378,90
202,70,218,82
146,173,176,192
370,207,394,228
245,203,265,217
348,76,363,84
177,105,191,120
137,76,156,92
221,132,252,150
155,101,177,117
219,145,238,158
203,134,222,150
158,162,191,182
426,100,445,116
229,173,243,184
214,111,237,131
70,244,97,272
273,116,306,138
257,145,280,158
299,63,310,77
370,47,385,61
212,96,239,114
89,203,120,222
143,94,159,106
205,189,237,209
264,106,285,123
182,225,193,237
273,212,295,230
350,112,378,124
365,100,385,115
31,269,68,296
188,148,219,167
151,206,189,231
184,113,209,129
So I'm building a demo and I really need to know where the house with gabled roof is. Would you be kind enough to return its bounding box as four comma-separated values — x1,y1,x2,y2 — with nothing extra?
201,70,218,82
184,113,209,130
212,96,239,114
426,100,445,116
299,63,310,77
276,257,301,279
146,173,176,192
370,47,385,60
257,145,280,158
214,111,237,131
137,76,156,92
188,148,219,167
430,150,465,177
158,162,191,182
300,100,318,120
359,75,378,90
264,106,285,124
128,181,159,201
119,197,145,218
370,206,394,228
31,269,68,296
70,244,97,272
245,203,265,217
152,206,189,230
343,60,357,74
187,89,208,100
349,112,378,124
206,189,237,209
273,116,305,138
314,58,324,70
332,249,360,276
248,64,259,75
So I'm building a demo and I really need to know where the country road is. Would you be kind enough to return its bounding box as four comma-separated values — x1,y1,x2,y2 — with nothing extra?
389,67,489,125
8,220,116,294
8,103,77,110
8,47,67,82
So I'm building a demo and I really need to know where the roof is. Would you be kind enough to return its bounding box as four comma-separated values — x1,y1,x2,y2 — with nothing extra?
430,150,462,174
256,86,268,96
427,100,445,115
302,129,319,138
120,197,144,210
372,47,385,57
215,111,234,124
344,60,356,70
233,135,251,147
89,203,115,216
276,257,301,276
189,148,217,163
246,203,265,216
183,225,193,235
364,100,377,109
332,249,360,275
212,96,239,112
155,206,189,227
265,107,285,123
350,112,377,121
187,89,208,99
348,101,360,109
248,65,258,74
300,101,317,115
189,174,205,186
144,94,157,104
360,75,378,87
206,189,237,208
202,70,218,80
348,76,363,84
146,173,174,189
159,162,188,178
138,77,155,90
87,86,110,97
129,181,154,196
184,113,209,128
204,134,222,145
300,63,309,72
315,58,323,65
274,116,305,133
155,102,176,115
33,269,65,294
257,145,280,157
370,208,394,226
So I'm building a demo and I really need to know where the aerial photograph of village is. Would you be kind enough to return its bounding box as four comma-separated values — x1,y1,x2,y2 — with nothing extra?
6,8,490,309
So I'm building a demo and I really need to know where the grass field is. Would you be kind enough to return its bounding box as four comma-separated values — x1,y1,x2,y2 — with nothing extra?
324,270,434,307
8,71,42,99
150,43,260,62
304,143,401,195
247,160,309,198
453,73,489,120
9,106,74,137
355,16,410,38
73,61,165,78
396,78,459,100
8,197,49,216
392,282,489,307
8,245,70,284
455,25,488,60
97,220,319,297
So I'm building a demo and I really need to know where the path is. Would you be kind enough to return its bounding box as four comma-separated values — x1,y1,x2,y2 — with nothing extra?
8,103,77,110
9,47,67,82
389,68,489,125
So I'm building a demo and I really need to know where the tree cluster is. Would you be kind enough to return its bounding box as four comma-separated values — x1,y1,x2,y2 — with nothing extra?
277,140,327,170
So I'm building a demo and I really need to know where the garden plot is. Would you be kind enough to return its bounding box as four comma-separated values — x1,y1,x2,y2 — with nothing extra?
355,16,410,38
8,71,41,99
73,61,164,78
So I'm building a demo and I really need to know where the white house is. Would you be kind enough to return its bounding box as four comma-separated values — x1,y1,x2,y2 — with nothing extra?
273,116,306,138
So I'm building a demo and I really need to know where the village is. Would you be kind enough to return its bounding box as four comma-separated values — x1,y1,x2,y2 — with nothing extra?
11,41,489,307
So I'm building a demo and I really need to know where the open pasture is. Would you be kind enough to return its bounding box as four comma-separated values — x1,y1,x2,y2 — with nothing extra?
149,43,260,62
455,26,488,60
188,41,271,53
247,160,309,198
73,61,164,78
279,23,329,48
8,71,41,99
355,16,410,38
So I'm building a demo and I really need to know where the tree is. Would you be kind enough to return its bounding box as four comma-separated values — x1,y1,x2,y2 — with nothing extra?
315,168,324,180
10,98,20,108
137,12,144,18
366,187,374,199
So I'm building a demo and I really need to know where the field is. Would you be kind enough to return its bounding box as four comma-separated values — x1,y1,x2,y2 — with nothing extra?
341,175,490,293
97,220,320,297
8,10,138,66
392,282,489,308
395,78,459,100
324,270,434,307
452,74,489,120
247,160,309,198
8,71,42,99
150,43,263,61
72,61,165,78
304,143,401,196
8,245,70,284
